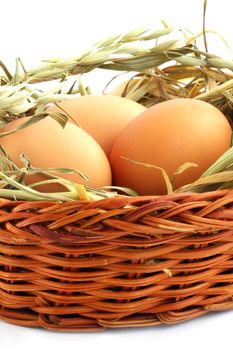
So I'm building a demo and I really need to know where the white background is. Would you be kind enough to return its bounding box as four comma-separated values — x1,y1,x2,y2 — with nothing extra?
1,0,233,349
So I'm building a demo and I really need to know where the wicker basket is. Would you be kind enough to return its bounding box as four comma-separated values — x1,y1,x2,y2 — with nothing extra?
1,188,233,331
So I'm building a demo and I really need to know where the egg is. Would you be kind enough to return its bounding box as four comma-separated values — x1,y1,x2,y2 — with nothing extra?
47,94,146,156
110,98,232,195
1,117,112,192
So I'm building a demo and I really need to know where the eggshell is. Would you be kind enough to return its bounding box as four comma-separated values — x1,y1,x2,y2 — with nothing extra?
110,98,232,195
47,95,146,156
1,117,112,192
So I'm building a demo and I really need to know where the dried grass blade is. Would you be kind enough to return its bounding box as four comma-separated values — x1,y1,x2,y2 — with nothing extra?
0,112,68,139
118,27,174,43
177,170,233,193
0,170,72,201
207,58,233,70
171,162,198,183
201,147,233,177
122,157,173,194
150,39,179,52
195,78,233,100
123,80,155,101
174,56,206,66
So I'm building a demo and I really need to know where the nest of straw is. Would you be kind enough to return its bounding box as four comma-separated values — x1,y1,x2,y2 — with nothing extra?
1,24,233,198
1,9,233,331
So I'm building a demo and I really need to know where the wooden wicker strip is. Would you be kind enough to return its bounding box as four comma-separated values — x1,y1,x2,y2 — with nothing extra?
1,189,233,331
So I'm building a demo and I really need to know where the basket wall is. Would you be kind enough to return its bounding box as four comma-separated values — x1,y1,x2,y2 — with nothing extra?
1,189,233,331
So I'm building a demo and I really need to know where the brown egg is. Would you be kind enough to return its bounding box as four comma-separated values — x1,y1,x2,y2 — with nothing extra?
47,94,146,156
110,98,232,195
1,117,112,192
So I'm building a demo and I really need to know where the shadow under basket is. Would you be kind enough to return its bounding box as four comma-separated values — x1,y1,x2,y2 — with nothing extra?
1,189,233,332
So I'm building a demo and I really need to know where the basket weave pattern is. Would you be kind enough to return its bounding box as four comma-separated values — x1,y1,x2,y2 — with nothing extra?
1,189,233,331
